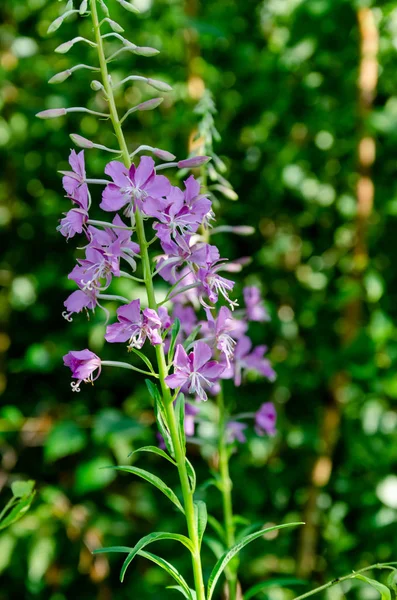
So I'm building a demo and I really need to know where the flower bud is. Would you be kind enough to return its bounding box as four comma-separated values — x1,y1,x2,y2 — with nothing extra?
55,40,74,54
134,46,160,57
136,98,163,111
154,148,176,161
79,0,88,14
49,70,72,84
215,184,238,200
91,80,103,91
231,226,255,236
146,78,172,92
116,0,140,13
47,16,65,34
36,108,67,119
106,19,124,33
70,134,94,149
178,156,211,168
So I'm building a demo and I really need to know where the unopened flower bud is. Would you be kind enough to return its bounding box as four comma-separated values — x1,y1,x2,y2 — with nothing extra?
178,156,211,168
216,185,238,201
134,46,160,57
79,0,88,14
47,15,64,34
146,78,172,92
49,70,72,84
36,108,67,119
231,226,255,236
55,40,74,54
116,0,140,13
154,148,176,161
70,134,94,149
107,19,124,33
136,98,163,111
91,80,103,91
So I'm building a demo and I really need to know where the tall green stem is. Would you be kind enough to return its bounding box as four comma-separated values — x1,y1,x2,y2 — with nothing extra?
217,385,239,600
89,2,206,598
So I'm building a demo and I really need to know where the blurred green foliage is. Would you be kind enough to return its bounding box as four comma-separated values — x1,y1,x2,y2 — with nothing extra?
1,0,397,598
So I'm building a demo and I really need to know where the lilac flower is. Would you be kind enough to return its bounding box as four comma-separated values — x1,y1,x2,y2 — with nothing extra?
201,306,240,367
222,336,276,386
158,306,172,330
100,156,170,217
63,285,98,321
165,341,224,401
255,402,277,436
183,175,212,224
226,421,248,444
105,299,162,349
61,149,87,196
87,215,140,271
58,183,89,240
244,286,270,322
197,261,237,310
172,304,198,337
69,243,121,291
63,349,101,392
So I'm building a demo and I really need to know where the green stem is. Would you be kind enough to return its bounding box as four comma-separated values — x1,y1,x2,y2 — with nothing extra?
217,385,238,600
292,563,397,600
89,3,206,598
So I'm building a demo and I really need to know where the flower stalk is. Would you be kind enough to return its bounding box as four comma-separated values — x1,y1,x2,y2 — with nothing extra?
89,1,206,597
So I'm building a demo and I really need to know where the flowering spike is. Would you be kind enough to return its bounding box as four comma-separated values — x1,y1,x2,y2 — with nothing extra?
178,156,211,168
48,70,72,84
116,0,140,13
36,108,67,119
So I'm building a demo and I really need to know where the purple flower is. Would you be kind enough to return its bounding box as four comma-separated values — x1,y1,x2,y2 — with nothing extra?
61,149,87,196
105,299,162,349
222,336,276,386
255,402,277,436
63,349,101,392
201,306,240,367
100,156,171,217
63,286,98,321
172,304,198,337
197,261,237,310
87,215,140,271
226,421,248,444
58,184,89,240
69,243,121,292
244,286,270,322
165,341,225,401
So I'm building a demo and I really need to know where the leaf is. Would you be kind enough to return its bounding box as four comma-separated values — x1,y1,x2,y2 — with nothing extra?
207,522,304,600
145,379,162,404
44,420,87,462
109,466,184,513
151,388,174,458
194,501,207,548
167,586,192,599
130,348,155,374
168,318,181,363
183,325,202,350
354,575,391,600
11,480,35,499
202,536,225,560
138,550,193,599
175,393,186,450
74,456,116,495
119,532,194,582
0,492,36,531
244,578,307,600
185,458,196,494
129,446,176,465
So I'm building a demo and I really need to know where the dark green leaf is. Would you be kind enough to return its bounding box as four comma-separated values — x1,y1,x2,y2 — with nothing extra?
130,347,156,374
0,492,36,531
195,501,207,548
207,522,304,600
168,318,181,363
139,550,193,599
109,466,184,513
175,393,185,450
185,458,196,494
183,325,202,350
120,531,194,582
128,445,176,465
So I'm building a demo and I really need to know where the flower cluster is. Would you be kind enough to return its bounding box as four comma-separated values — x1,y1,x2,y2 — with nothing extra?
61,148,276,442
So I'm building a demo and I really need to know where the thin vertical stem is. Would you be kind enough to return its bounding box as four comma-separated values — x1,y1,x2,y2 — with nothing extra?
89,2,206,598
217,384,239,600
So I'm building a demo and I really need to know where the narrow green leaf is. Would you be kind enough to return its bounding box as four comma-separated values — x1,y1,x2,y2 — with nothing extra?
153,396,174,457
93,546,132,555
207,515,226,543
195,501,207,548
175,393,186,450
183,325,202,350
207,522,304,600
138,550,193,599
130,348,155,374
120,531,194,582
168,318,181,363
202,536,225,560
128,446,176,465
354,575,391,600
109,466,184,513
145,379,162,404
244,578,307,600
185,458,196,494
